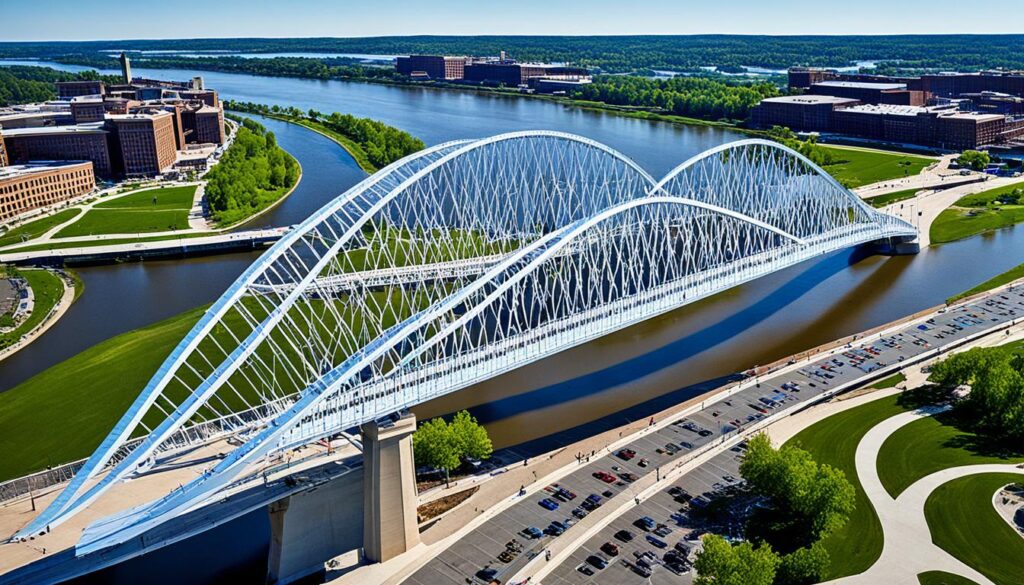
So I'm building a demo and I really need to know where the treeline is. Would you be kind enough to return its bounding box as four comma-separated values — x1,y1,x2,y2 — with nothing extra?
53,54,402,82
225,101,424,171
762,126,836,169
205,117,299,225
5,35,1024,72
0,65,118,106
572,75,779,121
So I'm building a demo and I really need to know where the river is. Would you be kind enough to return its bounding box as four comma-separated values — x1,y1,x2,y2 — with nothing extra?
2,61,1024,450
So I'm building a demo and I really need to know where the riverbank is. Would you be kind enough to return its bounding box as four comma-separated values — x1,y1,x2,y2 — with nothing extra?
251,112,378,173
0,268,80,363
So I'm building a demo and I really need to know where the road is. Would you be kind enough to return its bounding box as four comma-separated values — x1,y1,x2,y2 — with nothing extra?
387,284,1024,585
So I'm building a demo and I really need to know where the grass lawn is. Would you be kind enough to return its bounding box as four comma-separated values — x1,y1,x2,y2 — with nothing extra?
784,393,912,579
924,473,1024,585
820,146,933,189
0,306,207,480
94,185,197,211
877,411,1024,497
54,208,191,238
0,269,67,351
917,571,980,585
947,262,1024,304
930,182,1024,244
866,188,922,209
0,209,82,248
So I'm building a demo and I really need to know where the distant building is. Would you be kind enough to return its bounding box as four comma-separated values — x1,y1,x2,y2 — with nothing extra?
396,55,469,80
749,95,860,132
0,133,6,167
0,161,95,222
809,81,924,106
2,123,115,177
70,99,107,124
789,67,1024,99
531,77,593,94
787,67,834,90
55,80,105,100
107,111,177,176
464,62,589,86
935,112,1023,150
0,111,73,130
119,52,133,84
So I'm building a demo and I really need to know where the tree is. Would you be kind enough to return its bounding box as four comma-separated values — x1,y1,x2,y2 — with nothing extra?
776,543,830,585
694,534,780,585
959,150,991,171
412,410,493,484
412,417,460,482
740,434,856,547
929,346,1024,442
449,410,493,460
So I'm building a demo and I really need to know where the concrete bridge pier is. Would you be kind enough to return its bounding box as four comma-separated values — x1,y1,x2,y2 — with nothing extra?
361,411,420,563
867,235,921,256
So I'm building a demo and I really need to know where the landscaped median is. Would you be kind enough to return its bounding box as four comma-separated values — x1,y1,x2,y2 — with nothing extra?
930,181,1024,244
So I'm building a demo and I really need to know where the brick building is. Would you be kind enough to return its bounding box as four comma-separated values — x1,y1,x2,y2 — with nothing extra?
809,81,924,106
70,99,107,123
107,112,177,176
463,62,588,86
396,55,469,80
184,106,226,144
0,134,6,167
2,123,115,177
0,161,95,222
750,95,860,132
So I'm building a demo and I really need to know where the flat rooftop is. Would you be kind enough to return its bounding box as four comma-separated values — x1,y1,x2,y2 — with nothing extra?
107,110,172,121
761,95,860,105
0,160,92,180
943,112,1006,122
813,80,907,91
0,122,107,137
839,103,929,116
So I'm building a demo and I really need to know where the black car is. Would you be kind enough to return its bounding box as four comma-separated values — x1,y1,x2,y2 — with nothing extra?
614,529,635,542
475,568,498,581
586,554,608,570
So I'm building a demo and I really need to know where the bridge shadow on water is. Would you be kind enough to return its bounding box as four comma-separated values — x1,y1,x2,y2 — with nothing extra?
461,246,883,459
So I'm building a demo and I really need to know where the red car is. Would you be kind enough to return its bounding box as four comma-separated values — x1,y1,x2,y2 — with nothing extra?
600,542,620,557
617,448,637,460
593,471,617,483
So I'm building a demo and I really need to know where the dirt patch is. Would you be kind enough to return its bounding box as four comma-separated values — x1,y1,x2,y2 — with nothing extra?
418,487,479,523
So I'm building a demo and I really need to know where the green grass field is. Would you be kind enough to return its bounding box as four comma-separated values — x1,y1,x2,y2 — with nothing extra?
93,185,197,211
54,209,192,237
877,411,1024,497
820,146,933,189
948,262,1024,304
866,188,922,209
0,269,67,351
924,473,1024,585
784,393,912,579
930,182,1024,244
0,209,82,248
917,571,980,585
53,186,196,238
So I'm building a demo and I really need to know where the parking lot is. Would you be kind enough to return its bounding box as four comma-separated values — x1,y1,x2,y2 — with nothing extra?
403,286,1024,585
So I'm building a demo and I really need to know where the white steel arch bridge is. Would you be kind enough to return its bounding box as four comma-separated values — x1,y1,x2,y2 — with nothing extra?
14,132,916,551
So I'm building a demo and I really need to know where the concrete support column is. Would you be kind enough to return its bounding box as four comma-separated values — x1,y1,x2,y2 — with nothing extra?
361,412,420,563
266,496,292,585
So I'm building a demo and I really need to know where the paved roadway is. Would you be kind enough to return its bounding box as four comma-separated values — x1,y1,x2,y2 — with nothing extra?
402,285,1024,585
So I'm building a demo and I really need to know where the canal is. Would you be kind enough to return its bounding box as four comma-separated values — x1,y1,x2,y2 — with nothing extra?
2,61,1024,451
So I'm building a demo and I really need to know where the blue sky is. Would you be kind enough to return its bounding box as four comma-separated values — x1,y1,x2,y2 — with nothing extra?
6,0,1017,41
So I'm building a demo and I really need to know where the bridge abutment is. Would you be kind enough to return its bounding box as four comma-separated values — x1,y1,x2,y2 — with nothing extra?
866,235,921,256
361,412,420,563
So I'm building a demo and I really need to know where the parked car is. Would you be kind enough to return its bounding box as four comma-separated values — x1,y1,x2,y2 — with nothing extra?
545,521,567,536
522,526,543,539
586,554,608,570
614,529,635,542
476,568,498,581
618,472,639,483
593,471,616,483
572,507,588,519
617,448,637,460
538,498,559,511
634,516,657,531
600,542,620,557
646,534,668,548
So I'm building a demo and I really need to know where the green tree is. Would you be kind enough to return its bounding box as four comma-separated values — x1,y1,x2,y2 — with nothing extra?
412,417,461,482
694,534,780,585
929,346,1024,442
449,410,493,460
958,150,991,171
776,543,830,585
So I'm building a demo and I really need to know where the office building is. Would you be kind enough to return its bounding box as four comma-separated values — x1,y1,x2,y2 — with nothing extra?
750,95,860,132
463,62,589,86
0,134,6,167
70,99,107,124
0,111,73,129
0,161,95,222
108,111,177,176
191,106,225,144
55,80,105,100
809,81,925,106
2,123,115,177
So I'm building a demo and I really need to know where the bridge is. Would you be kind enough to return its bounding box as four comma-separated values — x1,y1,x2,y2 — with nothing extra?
8,132,916,571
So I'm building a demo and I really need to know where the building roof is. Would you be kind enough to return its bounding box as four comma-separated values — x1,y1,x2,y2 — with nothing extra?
0,160,92,181
0,122,107,137
813,81,907,91
761,95,860,105
0,111,70,123
837,104,929,116
942,112,1006,123
107,110,172,122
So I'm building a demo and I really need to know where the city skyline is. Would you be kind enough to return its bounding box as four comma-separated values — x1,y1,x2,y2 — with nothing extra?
5,0,1021,41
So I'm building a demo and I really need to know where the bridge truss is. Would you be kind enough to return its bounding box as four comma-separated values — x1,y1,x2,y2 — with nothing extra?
14,133,916,551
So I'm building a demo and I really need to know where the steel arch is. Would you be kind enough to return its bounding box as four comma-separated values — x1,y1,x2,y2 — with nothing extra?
16,133,916,548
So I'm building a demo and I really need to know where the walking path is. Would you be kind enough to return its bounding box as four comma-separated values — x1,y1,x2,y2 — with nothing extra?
854,154,963,199
0,270,76,363
825,409,1024,585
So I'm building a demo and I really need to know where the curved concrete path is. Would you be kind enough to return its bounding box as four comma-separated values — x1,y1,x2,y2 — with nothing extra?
826,408,1024,585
